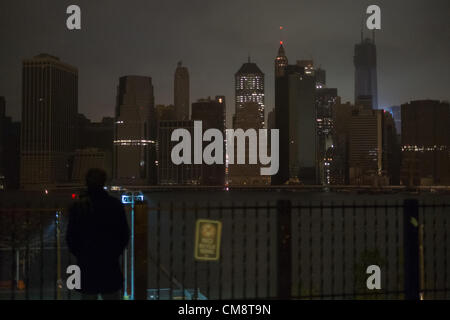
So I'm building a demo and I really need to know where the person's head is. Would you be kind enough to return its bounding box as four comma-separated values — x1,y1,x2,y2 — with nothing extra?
85,168,107,191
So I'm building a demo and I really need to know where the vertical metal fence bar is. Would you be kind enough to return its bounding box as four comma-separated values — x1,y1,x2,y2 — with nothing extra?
265,201,270,299
384,201,389,299
395,202,400,299
156,202,161,300
309,203,313,299
432,201,437,299
374,201,378,299
11,209,16,300
319,201,323,299
54,211,58,300
231,201,235,299
206,202,211,299
342,201,346,299
297,205,301,299
194,202,198,300
39,210,44,300
444,205,448,299
218,202,223,299
422,203,427,299
243,202,247,299
181,202,186,299
352,201,356,299
330,201,335,299
169,202,173,300
255,203,259,299
25,208,30,300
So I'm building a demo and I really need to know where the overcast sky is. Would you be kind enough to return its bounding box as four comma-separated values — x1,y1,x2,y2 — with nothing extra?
1,0,449,126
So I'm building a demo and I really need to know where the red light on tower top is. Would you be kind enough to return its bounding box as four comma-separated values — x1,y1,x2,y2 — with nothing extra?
280,40,283,45
71,193,76,199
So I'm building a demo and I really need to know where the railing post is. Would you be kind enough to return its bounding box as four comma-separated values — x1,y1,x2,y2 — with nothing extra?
277,200,292,299
403,199,420,300
135,201,148,300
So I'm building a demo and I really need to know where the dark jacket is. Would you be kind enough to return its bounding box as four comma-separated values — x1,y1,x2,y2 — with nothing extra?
66,189,130,294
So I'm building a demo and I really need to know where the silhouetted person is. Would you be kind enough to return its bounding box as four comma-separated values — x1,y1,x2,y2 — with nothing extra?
66,168,130,300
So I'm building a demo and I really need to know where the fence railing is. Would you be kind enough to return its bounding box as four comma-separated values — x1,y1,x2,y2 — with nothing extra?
0,198,448,300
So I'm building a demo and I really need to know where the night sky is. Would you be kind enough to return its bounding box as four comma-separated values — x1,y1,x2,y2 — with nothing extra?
1,0,449,127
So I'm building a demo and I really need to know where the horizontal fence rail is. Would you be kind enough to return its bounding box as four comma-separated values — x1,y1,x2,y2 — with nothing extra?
0,198,448,300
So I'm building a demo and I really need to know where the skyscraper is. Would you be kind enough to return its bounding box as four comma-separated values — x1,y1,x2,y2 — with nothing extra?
348,108,384,184
20,54,78,189
401,100,450,186
228,102,269,186
234,58,265,128
273,61,317,185
174,61,190,120
354,33,378,110
316,88,339,185
0,97,20,190
114,76,157,185
274,42,288,78
157,120,201,185
192,96,226,185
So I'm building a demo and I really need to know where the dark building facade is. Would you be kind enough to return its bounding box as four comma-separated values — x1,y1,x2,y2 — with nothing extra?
157,120,201,185
354,35,378,110
191,96,226,185
273,61,317,185
401,100,450,186
75,114,114,181
20,54,78,189
0,97,20,190
114,76,157,186
174,61,190,120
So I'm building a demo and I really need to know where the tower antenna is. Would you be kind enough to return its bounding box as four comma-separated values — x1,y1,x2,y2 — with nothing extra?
279,25,285,46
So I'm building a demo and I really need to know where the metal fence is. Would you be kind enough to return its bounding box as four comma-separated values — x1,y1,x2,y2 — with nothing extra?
0,198,448,300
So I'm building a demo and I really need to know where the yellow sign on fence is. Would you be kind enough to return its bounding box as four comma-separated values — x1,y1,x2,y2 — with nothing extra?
194,219,222,261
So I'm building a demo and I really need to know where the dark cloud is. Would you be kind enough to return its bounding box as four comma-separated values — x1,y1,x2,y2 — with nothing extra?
1,0,449,126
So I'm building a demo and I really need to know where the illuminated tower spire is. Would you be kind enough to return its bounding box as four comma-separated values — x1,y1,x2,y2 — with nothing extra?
275,41,288,78
275,26,288,77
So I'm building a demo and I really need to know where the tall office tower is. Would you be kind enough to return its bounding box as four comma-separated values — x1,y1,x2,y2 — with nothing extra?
114,76,157,186
0,97,20,190
383,111,401,185
386,106,401,135
191,96,226,185
401,100,450,186
354,33,378,110
331,102,355,184
20,54,78,189
228,102,270,186
316,88,339,185
157,120,201,185
234,58,265,128
273,63,317,185
348,108,396,185
274,42,288,78
315,67,326,88
174,61,190,120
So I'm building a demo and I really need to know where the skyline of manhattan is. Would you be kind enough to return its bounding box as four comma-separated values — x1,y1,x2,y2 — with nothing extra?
1,0,449,127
